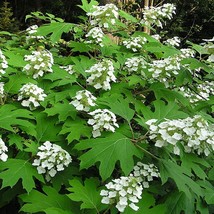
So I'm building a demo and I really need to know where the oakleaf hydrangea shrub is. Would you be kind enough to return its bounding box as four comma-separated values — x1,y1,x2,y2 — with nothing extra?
0,0,213,213
100,175,143,212
123,36,147,52
146,115,214,156
141,3,176,28
60,64,75,74
85,27,104,47
88,109,119,137
0,138,8,162
0,49,8,77
70,89,96,112
32,141,72,181
178,80,214,103
0,82,5,99
87,3,119,28
18,83,47,110
85,59,116,90
26,25,45,43
133,162,160,188
23,49,54,79
124,57,148,75
164,36,181,47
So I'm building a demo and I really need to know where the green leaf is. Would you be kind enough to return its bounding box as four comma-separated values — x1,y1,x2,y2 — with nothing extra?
78,0,99,13
150,82,190,106
4,73,35,94
67,178,102,210
208,167,214,180
44,101,77,122
136,100,188,128
181,154,210,180
60,119,92,143
8,134,24,150
181,58,212,73
37,22,74,43
98,96,135,122
160,160,202,198
69,41,91,52
164,191,195,214
35,113,62,142
75,132,142,180
52,166,80,191
124,192,166,214
0,105,34,132
4,50,26,67
20,186,74,213
119,10,138,23
0,159,44,193
71,55,95,77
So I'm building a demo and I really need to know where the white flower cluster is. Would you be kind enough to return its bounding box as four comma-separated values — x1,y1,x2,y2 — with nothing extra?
88,109,119,137
86,59,116,90
18,83,47,110
0,49,8,78
146,115,214,156
133,162,160,188
180,48,195,58
164,36,180,47
142,3,176,28
0,138,8,162
26,25,44,42
179,81,214,103
60,65,75,74
85,27,104,47
124,56,148,75
100,175,143,212
0,82,5,99
23,49,54,79
123,36,147,52
151,34,161,41
70,90,96,112
32,141,72,181
87,4,119,28
148,55,181,86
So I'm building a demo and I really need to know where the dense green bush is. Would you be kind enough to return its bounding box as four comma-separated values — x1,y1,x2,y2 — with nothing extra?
0,0,213,213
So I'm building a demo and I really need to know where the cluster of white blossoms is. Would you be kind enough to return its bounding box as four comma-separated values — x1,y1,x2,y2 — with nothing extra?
88,109,119,137
26,25,44,42
0,49,8,78
179,81,214,103
100,175,143,212
70,90,96,112
141,3,176,28
85,27,104,47
180,48,195,58
146,115,214,156
18,83,47,110
0,82,5,99
86,59,116,90
0,138,8,162
124,56,148,75
23,49,54,79
123,36,147,52
32,141,72,181
151,34,161,41
148,55,181,86
60,65,75,75
87,4,119,28
133,162,160,188
164,36,180,47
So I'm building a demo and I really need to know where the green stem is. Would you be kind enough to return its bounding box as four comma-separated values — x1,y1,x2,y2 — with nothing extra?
135,143,160,160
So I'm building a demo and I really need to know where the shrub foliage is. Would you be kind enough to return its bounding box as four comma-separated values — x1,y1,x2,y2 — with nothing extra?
0,0,214,213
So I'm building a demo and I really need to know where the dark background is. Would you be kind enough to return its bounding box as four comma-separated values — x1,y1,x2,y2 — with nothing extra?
1,0,214,43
